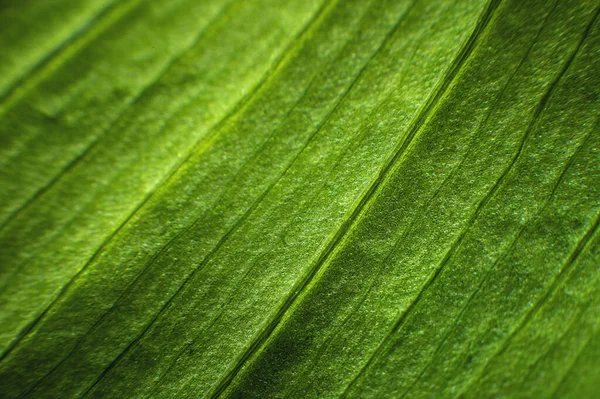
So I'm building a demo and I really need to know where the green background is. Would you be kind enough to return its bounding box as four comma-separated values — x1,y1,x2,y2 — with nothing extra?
1,0,599,397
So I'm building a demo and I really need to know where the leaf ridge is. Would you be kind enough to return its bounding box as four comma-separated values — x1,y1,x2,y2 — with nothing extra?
0,0,141,117
0,0,248,360
80,1,416,396
452,9,600,394
402,113,600,397
397,3,564,393
208,0,503,396
0,0,333,365
549,324,600,398
336,0,502,394
341,4,596,394
0,0,241,233
519,295,595,392
468,211,600,393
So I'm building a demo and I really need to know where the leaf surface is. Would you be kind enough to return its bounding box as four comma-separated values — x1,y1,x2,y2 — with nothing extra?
0,0,599,398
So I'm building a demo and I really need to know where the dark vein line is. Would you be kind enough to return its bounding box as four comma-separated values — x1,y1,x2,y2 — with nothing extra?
81,0,406,394
474,211,600,383
0,0,126,107
79,188,274,398
32,102,287,393
369,5,545,382
303,0,502,365
456,211,599,397
493,117,600,286
434,111,597,395
520,295,595,390
398,11,562,399
0,0,240,232
82,75,331,397
457,117,600,392
298,39,427,378
0,0,328,365
337,1,502,396
0,1,248,304
143,248,274,399
302,0,471,367
135,26,348,399
438,120,599,397
205,1,506,397
0,0,247,364
15,237,188,397
450,130,599,396
72,3,340,398
76,64,322,393
206,3,438,397
359,3,595,393
454,10,600,395
139,3,393,395
550,325,599,398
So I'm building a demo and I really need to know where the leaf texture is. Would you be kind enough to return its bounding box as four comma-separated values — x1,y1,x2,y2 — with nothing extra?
0,0,599,398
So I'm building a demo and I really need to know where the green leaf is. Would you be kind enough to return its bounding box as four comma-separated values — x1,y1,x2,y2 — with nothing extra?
1,0,599,397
